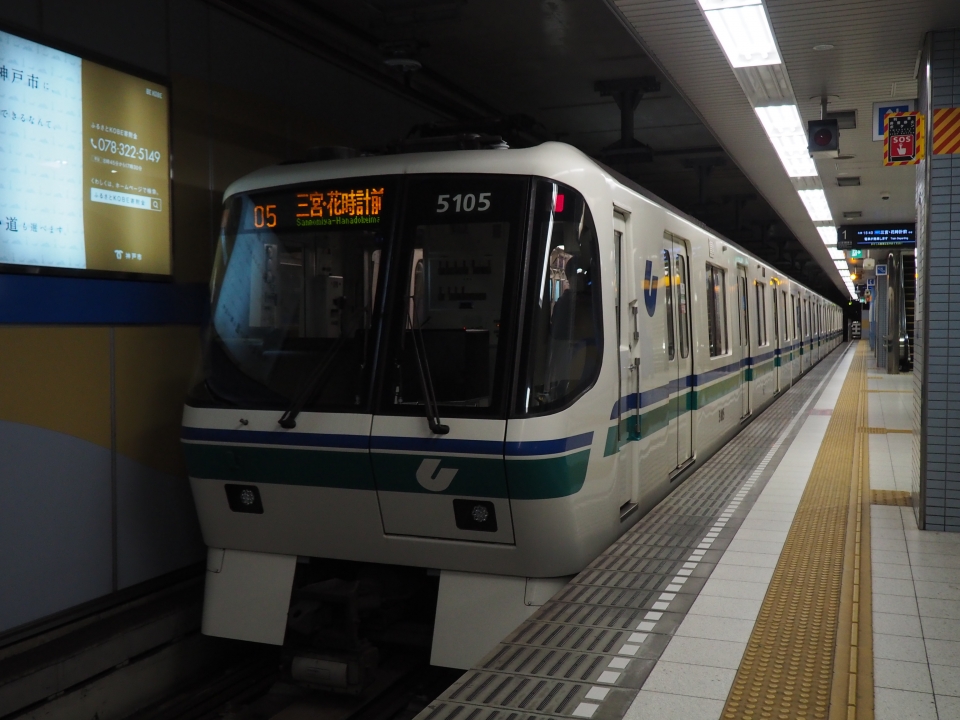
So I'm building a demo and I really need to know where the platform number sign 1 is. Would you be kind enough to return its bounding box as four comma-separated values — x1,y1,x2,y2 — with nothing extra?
884,111,925,166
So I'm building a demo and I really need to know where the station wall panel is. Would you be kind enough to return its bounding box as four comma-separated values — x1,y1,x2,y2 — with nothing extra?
0,328,113,631
115,327,205,590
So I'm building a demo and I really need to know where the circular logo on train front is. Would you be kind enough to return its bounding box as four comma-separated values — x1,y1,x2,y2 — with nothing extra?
416,458,459,492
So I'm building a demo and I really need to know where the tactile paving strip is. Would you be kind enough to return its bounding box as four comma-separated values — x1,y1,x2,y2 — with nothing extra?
416,348,847,720
721,346,865,720
871,489,912,506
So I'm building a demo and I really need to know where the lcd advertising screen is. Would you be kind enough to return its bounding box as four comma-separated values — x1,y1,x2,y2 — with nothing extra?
0,29,171,276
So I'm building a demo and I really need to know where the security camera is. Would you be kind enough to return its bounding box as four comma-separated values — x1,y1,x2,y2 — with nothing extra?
881,191,891,201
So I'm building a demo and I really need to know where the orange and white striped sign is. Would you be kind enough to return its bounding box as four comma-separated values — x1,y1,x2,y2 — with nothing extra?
933,108,960,155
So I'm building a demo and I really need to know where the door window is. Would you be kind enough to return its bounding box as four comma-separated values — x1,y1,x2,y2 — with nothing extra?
675,253,690,359
706,264,729,357
664,250,675,360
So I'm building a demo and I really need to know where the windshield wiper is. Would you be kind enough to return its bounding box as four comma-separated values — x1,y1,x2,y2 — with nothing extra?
408,308,449,435
278,338,346,429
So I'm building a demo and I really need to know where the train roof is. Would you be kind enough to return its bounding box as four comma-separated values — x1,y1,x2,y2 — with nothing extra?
222,142,835,306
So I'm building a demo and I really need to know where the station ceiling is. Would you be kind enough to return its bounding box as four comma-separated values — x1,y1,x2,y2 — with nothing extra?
210,0,960,301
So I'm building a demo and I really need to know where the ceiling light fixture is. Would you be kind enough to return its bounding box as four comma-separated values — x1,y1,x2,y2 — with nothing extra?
815,225,837,245
828,248,845,260
798,188,833,222
754,105,818,177
812,43,835,51
698,0,781,68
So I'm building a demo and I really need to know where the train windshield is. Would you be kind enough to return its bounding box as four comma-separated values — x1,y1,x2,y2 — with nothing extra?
378,175,527,417
203,178,395,409
195,174,601,417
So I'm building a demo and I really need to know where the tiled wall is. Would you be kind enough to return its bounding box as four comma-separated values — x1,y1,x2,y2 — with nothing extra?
913,35,928,527
915,30,960,531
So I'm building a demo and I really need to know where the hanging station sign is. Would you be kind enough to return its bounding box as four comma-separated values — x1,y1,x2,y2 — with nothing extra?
837,223,916,250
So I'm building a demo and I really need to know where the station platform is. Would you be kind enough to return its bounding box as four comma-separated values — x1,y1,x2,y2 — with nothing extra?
417,342,960,720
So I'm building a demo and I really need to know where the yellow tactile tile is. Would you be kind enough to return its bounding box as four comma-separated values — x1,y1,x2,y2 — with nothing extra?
870,490,912,506
721,344,873,720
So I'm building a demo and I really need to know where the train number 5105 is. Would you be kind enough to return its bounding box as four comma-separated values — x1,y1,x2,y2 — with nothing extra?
436,193,491,213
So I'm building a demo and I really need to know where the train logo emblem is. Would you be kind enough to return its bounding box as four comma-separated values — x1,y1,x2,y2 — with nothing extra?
643,260,658,316
416,458,459,492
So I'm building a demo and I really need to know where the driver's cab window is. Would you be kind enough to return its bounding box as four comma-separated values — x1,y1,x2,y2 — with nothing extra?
384,176,526,416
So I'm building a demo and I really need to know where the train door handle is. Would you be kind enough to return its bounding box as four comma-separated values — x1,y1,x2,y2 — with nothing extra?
630,301,639,344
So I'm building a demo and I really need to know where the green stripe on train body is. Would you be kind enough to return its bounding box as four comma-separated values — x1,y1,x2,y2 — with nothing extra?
603,370,744,457
181,442,376,490
183,440,589,500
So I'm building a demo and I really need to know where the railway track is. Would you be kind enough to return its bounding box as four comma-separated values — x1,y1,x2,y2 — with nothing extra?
125,648,462,720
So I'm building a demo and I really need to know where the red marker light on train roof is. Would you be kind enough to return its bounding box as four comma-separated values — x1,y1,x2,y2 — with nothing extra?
554,194,565,213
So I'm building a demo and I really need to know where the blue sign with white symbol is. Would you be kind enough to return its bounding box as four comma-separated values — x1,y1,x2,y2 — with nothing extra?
876,264,887,276
873,100,915,141
867,278,876,287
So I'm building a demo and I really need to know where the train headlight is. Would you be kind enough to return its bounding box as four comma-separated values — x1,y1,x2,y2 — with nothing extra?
225,484,264,514
453,499,497,532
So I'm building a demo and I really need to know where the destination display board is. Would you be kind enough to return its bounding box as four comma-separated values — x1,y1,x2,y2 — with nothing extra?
0,29,171,276
836,224,915,250
239,184,388,232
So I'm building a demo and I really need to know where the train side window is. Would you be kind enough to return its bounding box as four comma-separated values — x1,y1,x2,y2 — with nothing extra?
755,281,767,346
782,290,788,340
794,296,800,339
675,254,690,359
519,181,602,415
663,250,675,360
706,263,728,357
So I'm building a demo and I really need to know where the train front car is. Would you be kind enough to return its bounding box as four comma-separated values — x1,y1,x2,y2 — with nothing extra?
182,145,623,673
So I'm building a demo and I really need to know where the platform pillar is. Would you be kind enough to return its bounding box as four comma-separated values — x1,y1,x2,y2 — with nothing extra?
914,29,960,531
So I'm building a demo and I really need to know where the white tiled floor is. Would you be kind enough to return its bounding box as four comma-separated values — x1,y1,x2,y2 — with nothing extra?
872,505,960,720
869,364,960,720
623,345,857,720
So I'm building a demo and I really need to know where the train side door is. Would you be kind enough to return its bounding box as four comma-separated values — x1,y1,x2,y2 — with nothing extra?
772,286,781,393
614,213,634,513
670,236,693,469
736,266,751,419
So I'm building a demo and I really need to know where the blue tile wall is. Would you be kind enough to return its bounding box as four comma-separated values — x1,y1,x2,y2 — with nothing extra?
916,30,960,531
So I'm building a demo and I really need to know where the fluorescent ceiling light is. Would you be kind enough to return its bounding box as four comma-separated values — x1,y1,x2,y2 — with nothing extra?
834,260,847,270
816,225,838,245
699,0,781,68
754,105,818,177
828,248,845,260
798,189,833,222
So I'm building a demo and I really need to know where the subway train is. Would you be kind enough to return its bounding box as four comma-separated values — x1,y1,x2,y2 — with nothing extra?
182,141,842,675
